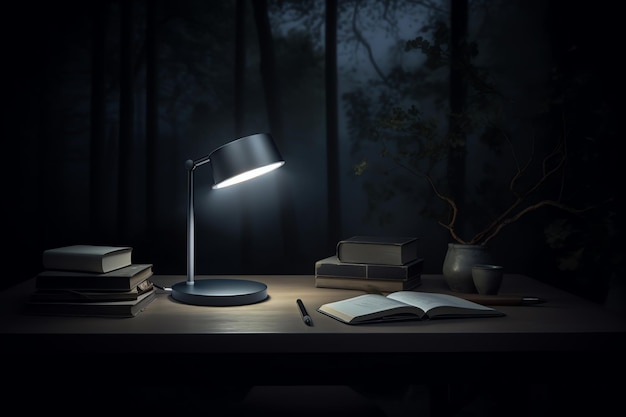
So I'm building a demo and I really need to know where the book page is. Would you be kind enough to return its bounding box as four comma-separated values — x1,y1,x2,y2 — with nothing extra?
327,294,409,315
318,293,423,323
387,291,494,313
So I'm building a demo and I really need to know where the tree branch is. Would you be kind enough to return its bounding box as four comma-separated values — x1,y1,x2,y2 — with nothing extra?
350,1,389,86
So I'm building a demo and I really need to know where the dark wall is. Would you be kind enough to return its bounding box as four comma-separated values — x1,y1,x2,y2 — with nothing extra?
1,0,623,313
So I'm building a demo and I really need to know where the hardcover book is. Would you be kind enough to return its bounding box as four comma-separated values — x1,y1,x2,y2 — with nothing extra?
42,245,133,273
25,288,157,318
336,236,419,265
315,275,421,293
315,256,424,280
29,280,154,302
317,291,505,324
35,264,153,292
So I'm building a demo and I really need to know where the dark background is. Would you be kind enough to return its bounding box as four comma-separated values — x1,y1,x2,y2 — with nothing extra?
2,0,623,314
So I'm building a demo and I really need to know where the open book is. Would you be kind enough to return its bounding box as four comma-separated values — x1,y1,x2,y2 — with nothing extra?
317,291,505,324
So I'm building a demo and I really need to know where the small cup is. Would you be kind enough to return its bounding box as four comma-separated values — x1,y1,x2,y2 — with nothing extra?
472,264,503,295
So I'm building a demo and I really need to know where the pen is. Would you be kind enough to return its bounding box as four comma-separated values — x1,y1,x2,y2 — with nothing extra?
458,294,546,306
297,298,312,326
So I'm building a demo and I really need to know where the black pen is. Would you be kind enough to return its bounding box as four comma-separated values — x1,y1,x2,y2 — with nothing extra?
459,294,547,306
297,299,312,326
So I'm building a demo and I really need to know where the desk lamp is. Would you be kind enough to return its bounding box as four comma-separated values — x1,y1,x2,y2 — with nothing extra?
171,133,285,306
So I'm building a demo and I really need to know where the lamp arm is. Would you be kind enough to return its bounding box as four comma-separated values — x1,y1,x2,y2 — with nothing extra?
186,160,195,285
186,155,212,285
189,154,212,169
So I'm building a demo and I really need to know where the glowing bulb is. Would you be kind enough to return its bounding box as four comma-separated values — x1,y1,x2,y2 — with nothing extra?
212,161,285,189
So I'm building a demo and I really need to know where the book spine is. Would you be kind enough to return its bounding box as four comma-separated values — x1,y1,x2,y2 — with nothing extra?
35,277,132,291
367,261,423,279
316,259,423,280
336,237,419,265
42,253,102,273
315,262,366,277
315,276,421,292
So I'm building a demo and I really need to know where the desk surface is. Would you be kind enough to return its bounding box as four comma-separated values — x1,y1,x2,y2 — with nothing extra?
1,274,625,355
3,274,625,385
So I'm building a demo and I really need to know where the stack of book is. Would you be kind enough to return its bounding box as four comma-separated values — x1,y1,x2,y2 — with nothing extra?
314,236,424,292
26,245,156,318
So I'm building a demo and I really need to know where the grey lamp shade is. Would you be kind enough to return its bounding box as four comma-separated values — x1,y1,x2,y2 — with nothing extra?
209,133,284,189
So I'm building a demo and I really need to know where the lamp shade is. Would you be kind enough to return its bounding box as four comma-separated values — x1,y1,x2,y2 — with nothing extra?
209,133,284,189
171,132,285,306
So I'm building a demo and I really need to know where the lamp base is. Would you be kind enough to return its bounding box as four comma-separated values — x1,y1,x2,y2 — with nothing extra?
171,279,268,306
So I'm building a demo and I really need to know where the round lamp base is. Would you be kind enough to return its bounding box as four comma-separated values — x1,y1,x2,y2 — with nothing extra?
171,278,268,306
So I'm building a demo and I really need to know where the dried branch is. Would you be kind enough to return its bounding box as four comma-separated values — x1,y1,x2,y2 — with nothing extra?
479,198,608,246
390,129,601,246
395,158,469,244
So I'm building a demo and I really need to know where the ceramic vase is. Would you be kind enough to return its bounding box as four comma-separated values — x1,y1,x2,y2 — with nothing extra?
442,243,493,293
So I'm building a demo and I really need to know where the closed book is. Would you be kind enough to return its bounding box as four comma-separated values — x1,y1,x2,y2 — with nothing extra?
42,245,133,273
25,288,157,318
29,280,154,302
315,256,424,280
35,264,153,292
315,275,422,292
336,236,419,265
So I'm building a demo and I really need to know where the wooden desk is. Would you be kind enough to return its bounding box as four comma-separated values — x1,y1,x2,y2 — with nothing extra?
1,274,625,385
